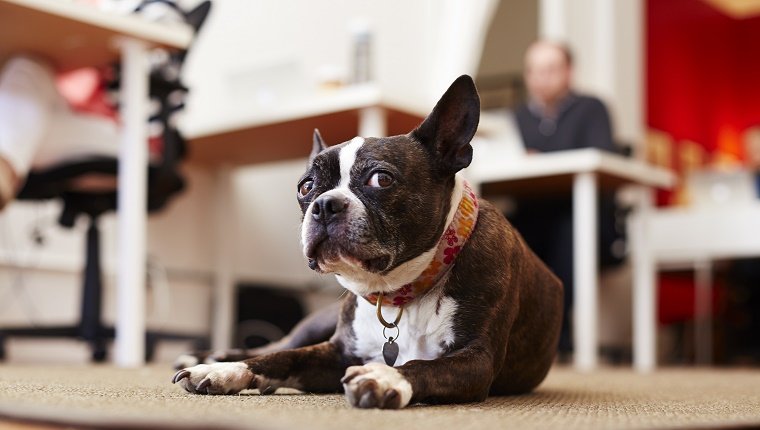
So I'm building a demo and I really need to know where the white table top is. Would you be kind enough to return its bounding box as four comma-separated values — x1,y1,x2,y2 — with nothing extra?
183,84,428,166
183,84,386,141
468,147,676,190
649,203,760,264
0,0,192,71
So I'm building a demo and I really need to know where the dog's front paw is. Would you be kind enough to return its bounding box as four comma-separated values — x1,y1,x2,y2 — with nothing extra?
341,362,413,409
172,362,253,395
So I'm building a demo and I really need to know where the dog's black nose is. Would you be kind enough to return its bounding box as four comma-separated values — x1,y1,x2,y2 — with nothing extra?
312,195,348,223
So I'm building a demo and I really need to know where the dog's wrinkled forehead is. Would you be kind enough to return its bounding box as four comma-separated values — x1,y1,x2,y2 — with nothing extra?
303,74,480,199
309,135,428,188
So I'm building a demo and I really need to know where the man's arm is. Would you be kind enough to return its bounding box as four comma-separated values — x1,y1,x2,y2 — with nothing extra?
583,98,618,153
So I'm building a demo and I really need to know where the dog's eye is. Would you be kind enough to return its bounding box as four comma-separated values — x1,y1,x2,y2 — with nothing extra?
299,180,314,196
367,172,394,188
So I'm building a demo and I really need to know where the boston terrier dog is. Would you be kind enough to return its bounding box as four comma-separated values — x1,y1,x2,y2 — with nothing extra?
173,75,563,408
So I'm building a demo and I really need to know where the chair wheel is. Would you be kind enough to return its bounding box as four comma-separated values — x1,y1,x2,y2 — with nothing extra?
145,340,157,362
92,342,107,362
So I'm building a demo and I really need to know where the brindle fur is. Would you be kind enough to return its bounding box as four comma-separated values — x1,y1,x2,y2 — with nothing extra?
175,75,563,406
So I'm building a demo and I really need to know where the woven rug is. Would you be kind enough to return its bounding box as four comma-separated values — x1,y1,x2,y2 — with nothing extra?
0,364,759,430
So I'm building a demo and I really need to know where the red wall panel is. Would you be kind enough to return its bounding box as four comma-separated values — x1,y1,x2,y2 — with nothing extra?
647,0,760,160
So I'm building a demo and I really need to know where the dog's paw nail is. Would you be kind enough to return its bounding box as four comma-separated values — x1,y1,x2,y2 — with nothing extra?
172,370,190,384
172,362,253,395
341,366,367,384
196,378,211,393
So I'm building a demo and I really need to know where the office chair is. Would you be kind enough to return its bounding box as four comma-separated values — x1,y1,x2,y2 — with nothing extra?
0,1,212,362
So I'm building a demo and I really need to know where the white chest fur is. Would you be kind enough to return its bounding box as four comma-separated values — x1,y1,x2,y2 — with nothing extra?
351,290,458,366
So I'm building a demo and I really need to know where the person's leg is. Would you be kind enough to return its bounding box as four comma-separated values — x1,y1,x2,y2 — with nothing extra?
544,208,574,355
30,110,121,191
31,109,122,191
0,56,62,207
34,109,120,163
511,202,574,358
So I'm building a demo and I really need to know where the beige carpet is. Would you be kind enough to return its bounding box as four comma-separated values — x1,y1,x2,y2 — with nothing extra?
0,364,759,430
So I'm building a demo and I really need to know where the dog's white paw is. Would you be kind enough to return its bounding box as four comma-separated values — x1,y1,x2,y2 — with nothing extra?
172,362,253,395
341,362,413,409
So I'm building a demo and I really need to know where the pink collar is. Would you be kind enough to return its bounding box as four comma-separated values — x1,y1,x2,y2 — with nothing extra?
364,180,479,307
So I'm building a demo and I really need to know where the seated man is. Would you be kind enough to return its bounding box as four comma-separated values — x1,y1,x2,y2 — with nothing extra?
510,40,622,356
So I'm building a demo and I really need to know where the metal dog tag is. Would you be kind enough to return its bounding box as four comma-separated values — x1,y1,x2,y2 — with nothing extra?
382,338,399,366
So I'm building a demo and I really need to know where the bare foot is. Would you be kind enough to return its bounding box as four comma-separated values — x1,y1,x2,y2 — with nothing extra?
0,156,18,210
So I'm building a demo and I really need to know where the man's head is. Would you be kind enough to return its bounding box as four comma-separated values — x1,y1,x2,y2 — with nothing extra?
523,40,574,109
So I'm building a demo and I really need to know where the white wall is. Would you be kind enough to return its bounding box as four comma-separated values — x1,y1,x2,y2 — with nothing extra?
181,0,497,127
477,0,539,79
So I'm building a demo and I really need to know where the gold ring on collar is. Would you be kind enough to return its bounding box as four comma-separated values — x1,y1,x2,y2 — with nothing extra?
376,293,403,328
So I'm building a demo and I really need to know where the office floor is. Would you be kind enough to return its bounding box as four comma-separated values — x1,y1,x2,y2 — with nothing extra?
0,365,759,430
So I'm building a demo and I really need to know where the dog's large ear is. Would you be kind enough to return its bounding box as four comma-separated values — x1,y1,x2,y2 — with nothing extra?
412,75,480,175
309,129,328,162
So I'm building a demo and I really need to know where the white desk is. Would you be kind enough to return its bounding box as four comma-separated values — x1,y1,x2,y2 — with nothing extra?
649,205,760,263
183,84,426,350
182,84,426,167
648,204,760,364
466,148,675,372
0,0,192,367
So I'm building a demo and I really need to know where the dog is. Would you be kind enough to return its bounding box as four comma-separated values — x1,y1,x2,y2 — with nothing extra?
173,75,563,409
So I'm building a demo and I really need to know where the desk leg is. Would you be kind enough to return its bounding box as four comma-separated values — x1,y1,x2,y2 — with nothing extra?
694,259,713,365
114,38,149,367
573,172,598,371
632,186,656,372
212,166,235,351
359,106,387,137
